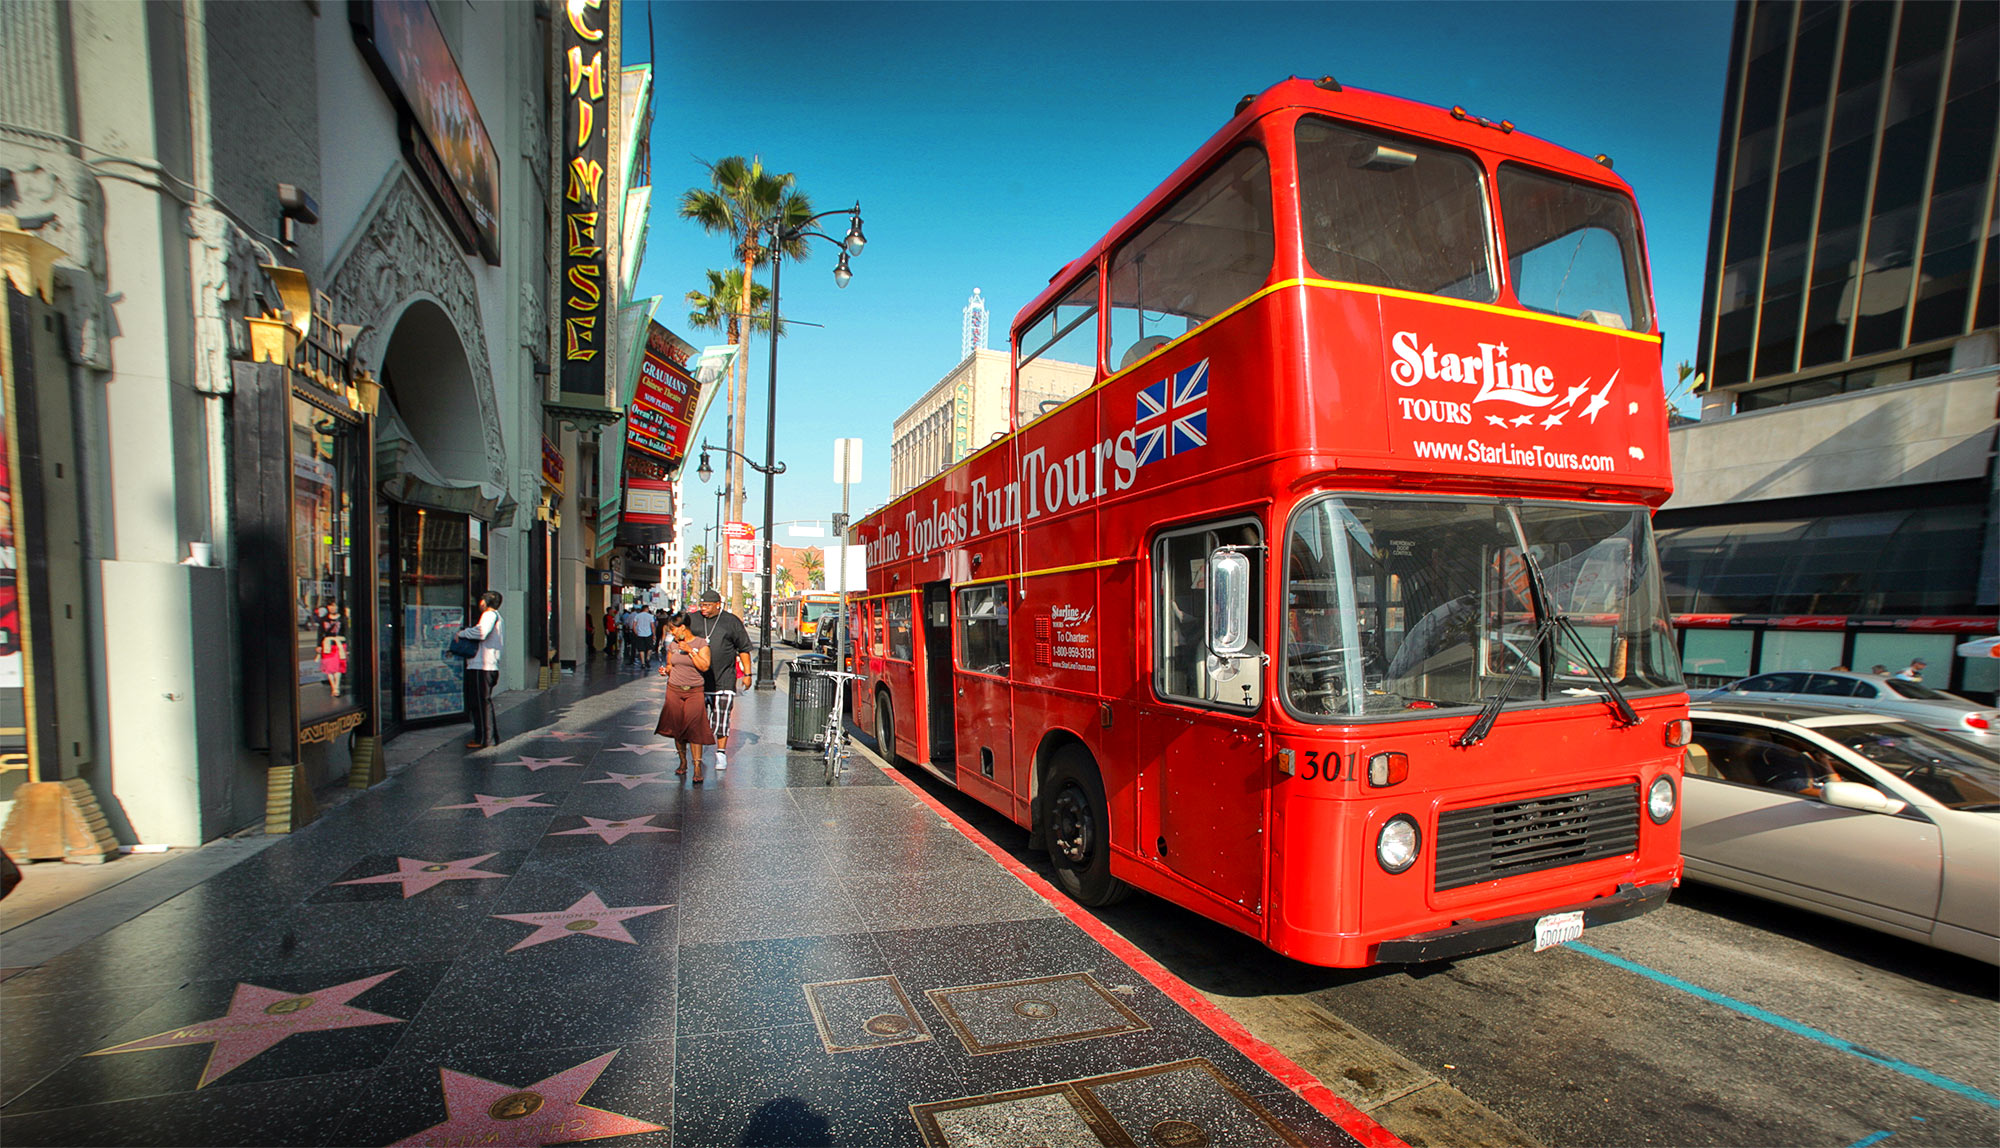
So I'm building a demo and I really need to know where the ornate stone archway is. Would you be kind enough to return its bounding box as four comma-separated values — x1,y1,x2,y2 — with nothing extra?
324,165,506,488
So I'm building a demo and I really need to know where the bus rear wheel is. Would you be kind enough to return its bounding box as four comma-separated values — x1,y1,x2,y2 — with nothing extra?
1045,749,1130,907
873,692,897,766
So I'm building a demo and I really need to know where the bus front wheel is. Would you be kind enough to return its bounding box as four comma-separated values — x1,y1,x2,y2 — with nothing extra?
1045,749,1130,906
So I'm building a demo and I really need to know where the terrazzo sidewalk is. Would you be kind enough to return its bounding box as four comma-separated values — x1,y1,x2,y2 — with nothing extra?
0,655,1397,1147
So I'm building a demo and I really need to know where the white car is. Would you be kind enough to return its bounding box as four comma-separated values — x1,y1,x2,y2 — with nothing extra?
1700,670,1999,746
1683,701,2000,965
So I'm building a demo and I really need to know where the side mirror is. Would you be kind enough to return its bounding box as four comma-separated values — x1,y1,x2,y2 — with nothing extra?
1207,548,1251,657
1820,780,1907,816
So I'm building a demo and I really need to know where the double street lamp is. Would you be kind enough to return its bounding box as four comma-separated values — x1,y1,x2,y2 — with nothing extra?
750,202,865,688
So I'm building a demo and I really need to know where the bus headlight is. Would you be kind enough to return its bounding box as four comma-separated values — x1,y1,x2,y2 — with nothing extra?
1647,775,1677,824
1377,815,1421,874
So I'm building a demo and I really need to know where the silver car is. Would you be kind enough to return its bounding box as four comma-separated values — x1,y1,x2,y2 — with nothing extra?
1700,670,1999,746
1684,700,2000,965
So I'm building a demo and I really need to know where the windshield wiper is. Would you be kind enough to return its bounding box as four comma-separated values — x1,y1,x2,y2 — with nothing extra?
1456,617,1557,748
1551,614,1641,727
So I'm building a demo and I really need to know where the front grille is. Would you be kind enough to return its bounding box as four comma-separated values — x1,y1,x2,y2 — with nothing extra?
1433,784,1638,891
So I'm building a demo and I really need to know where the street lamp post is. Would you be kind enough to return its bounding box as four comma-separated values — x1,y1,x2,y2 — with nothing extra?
697,439,786,681
754,203,865,689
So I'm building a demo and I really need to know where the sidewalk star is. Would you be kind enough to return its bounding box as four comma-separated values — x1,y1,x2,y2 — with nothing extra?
602,742,670,756
550,815,674,844
88,970,403,1088
583,771,672,789
389,1051,661,1147
496,755,581,771
432,793,553,817
540,730,601,741
492,893,671,952
336,854,510,897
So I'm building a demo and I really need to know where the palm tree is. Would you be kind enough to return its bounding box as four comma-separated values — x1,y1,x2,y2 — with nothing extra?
679,156,818,610
798,548,824,591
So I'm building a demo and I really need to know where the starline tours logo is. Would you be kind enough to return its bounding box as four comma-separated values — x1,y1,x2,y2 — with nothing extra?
1390,329,1619,430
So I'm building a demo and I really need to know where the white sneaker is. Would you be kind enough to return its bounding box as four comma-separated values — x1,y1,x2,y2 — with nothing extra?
715,750,727,770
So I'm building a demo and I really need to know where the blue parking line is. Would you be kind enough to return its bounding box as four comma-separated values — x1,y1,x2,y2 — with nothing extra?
1847,1133,1895,1148
1568,943,2000,1111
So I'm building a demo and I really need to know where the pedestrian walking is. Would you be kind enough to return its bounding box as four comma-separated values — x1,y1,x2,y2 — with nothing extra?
628,604,658,670
601,605,617,658
460,590,504,749
692,589,753,770
654,612,715,783
1892,658,1926,682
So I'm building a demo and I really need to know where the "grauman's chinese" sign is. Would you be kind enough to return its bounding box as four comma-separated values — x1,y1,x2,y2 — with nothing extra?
557,0,616,399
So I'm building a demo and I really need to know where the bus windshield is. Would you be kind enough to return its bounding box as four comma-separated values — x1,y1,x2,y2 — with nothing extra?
1284,496,1681,718
803,600,833,622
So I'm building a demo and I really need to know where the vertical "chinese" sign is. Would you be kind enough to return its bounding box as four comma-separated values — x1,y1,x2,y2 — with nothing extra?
558,0,618,400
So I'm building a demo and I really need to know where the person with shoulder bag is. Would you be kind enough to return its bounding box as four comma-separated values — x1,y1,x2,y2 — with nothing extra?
459,591,505,749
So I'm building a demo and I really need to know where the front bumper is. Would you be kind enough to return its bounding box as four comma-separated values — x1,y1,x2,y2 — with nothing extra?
1373,880,1675,964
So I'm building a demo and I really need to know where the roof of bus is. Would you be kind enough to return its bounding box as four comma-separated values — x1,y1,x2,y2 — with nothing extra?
1013,75,1643,336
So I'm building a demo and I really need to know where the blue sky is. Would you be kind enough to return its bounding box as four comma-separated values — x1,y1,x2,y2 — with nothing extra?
630,0,1737,547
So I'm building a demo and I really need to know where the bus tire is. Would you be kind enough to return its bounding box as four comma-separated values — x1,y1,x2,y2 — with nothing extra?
1045,748,1130,907
874,691,897,766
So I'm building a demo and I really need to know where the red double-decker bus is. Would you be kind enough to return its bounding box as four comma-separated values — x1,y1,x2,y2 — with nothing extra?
850,77,1690,967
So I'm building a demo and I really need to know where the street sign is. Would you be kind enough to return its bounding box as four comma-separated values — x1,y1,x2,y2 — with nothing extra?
724,521,756,574
834,438,863,484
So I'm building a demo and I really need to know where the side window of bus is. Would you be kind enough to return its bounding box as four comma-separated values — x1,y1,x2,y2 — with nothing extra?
1155,519,1264,709
886,596,914,661
1498,164,1651,331
1106,146,1274,374
1295,117,1495,302
956,585,1010,676
1016,271,1100,428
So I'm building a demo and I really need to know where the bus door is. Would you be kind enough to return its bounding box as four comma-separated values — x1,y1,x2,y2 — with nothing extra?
921,580,957,778
1138,519,1268,915
952,582,1014,796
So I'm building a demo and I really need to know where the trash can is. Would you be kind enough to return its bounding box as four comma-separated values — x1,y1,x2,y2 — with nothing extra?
786,655,834,750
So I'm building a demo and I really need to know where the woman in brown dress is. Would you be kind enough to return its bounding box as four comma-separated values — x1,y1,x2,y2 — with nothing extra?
655,613,716,782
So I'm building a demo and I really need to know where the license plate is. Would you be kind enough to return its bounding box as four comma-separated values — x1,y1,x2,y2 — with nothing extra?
1533,910,1585,952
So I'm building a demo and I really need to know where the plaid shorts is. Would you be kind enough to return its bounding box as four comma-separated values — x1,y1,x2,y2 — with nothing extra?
704,689,737,737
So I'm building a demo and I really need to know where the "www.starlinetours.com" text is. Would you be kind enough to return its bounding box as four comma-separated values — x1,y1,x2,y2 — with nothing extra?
1411,439,1618,472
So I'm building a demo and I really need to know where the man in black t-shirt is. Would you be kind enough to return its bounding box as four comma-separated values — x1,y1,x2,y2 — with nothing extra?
692,589,753,769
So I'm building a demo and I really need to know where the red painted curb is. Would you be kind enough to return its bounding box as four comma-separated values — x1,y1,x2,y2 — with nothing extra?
864,747,1408,1148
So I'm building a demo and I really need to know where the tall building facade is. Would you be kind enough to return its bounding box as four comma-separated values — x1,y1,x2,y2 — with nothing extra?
0,0,645,851
1664,0,1997,698
890,348,1012,498
1696,0,1995,411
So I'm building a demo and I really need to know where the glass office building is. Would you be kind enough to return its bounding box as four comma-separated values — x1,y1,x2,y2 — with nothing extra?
1666,0,1998,699
1698,0,1996,406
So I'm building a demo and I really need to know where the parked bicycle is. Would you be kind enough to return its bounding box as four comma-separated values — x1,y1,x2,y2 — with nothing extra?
818,670,858,784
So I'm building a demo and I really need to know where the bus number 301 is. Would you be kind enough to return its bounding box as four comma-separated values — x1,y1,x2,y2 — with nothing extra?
1294,750,1342,781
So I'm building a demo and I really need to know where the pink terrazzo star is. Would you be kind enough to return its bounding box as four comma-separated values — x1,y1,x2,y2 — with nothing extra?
583,771,672,790
549,815,674,844
432,793,554,818
390,1050,660,1147
540,730,601,741
602,742,670,756
492,893,670,952
496,755,582,771
336,854,511,897
89,970,403,1088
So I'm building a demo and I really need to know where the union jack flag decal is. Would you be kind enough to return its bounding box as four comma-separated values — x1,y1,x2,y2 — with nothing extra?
1133,359,1209,467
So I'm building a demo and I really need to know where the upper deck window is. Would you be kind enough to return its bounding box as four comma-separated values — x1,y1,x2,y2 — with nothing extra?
1498,164,1652,331
1016,270,1100,427
1296,117,1495,302
1107,147,1274,373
